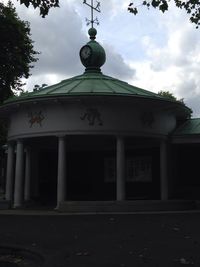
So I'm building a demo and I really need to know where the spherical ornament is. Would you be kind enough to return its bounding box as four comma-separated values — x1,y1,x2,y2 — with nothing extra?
79,28,106,72
88,28,97,40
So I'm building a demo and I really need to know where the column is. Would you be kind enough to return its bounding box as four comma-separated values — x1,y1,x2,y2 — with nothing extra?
160,139,168,200
5,142,15,201
56,136,66,208
116,136,125,201
24,147,31,201
14,139,24,208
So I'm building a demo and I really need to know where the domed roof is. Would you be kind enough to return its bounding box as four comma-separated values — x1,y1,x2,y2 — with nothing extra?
4,71,170,102
1,71,191,116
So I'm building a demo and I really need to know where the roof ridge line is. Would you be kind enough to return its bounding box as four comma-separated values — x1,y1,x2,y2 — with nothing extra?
42,82,68,94
101,79,116,93
67,80,84,93
112,80,139,95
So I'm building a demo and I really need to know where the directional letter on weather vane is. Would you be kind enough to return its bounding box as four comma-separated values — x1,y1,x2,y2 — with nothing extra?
83,0,101,28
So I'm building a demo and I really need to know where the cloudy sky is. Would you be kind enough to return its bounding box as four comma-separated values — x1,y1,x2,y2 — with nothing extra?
11,0,200,117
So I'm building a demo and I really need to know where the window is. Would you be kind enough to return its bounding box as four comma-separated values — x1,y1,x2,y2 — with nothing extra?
104,156,152,182
126,157,152,182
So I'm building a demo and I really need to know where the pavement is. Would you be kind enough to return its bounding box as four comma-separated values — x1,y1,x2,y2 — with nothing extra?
1,210,200,266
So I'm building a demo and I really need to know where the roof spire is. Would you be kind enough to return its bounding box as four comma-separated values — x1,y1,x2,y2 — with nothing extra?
80,0,105,73
83,0,101,28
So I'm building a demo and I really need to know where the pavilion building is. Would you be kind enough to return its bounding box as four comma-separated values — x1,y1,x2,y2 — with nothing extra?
0,28,199,211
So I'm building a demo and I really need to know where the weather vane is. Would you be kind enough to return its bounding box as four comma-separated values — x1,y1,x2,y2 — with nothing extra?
83,0,101,28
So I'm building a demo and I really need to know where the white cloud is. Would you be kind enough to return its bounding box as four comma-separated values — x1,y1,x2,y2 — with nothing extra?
127,4,200,117
103,43,135,80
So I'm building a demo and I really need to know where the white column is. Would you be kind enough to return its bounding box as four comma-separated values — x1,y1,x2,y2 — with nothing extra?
14,139,24,208
116,136,125,201
5,142,15,201
160,139,168,200
56,136,66,208
24,147,31,201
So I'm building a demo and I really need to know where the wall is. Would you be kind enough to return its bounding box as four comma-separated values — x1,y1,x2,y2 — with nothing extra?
7,97,177,140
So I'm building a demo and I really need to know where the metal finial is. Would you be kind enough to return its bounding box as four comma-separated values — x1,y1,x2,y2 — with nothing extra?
83,0,101,28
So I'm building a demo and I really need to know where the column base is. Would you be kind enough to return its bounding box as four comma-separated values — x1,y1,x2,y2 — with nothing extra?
13,203,25,209
54,205,61,211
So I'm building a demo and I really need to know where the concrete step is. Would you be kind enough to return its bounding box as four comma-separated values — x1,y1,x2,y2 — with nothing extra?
58,200,197,213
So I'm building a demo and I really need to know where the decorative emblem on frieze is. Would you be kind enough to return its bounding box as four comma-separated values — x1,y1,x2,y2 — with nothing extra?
141,112,154,128
80,108,103,126
28,111,44,128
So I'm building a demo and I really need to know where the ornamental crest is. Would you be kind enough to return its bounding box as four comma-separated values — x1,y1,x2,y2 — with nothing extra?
141,112,154,128
28,111,44,128
80,108,103,126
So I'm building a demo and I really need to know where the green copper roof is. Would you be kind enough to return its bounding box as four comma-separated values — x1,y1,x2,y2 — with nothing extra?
5,71,171,103
2,70,191,119
173,118,200,136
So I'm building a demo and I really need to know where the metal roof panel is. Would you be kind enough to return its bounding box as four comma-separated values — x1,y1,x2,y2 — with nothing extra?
173,118,200,135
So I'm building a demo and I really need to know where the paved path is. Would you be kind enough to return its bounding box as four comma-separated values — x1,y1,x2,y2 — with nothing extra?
0,212,200,266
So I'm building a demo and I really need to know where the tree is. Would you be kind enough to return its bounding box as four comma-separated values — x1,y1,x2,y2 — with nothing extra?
158,90,193,116
0,1,38,103
18,0,59,17
128,0,200,28
15,0,200,27
157,90,178,101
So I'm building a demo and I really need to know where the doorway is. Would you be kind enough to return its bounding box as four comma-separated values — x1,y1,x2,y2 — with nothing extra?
38,149,57,205
67,150,116,200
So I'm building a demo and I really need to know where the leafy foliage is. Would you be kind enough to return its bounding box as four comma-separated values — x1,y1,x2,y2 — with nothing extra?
14,0,200,27
0,2,39,150
158,90,178,100
0,1,39,103
158,90,193,116
128,0,200,28
18,0,59,17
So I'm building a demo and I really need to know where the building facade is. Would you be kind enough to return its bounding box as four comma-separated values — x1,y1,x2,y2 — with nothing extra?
0,28,199,210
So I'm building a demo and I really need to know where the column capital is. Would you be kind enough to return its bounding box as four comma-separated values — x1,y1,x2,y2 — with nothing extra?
24,146,31,153
116,135,124,140
16,138,24,144
159,137,169,142
57,135,66,139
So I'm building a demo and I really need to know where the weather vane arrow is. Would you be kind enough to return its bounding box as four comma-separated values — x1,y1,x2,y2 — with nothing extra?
83,0,101,28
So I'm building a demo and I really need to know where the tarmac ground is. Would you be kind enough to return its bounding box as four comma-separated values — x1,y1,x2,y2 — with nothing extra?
0,211,200,267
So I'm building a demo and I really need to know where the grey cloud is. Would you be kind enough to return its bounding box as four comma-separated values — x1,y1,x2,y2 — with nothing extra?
17,1,86,77
148,25,200,73
150,52,190,72
16,0,135,88
179,30,199,55
173,71,200,117
185,95,200,117
103,44,136,80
